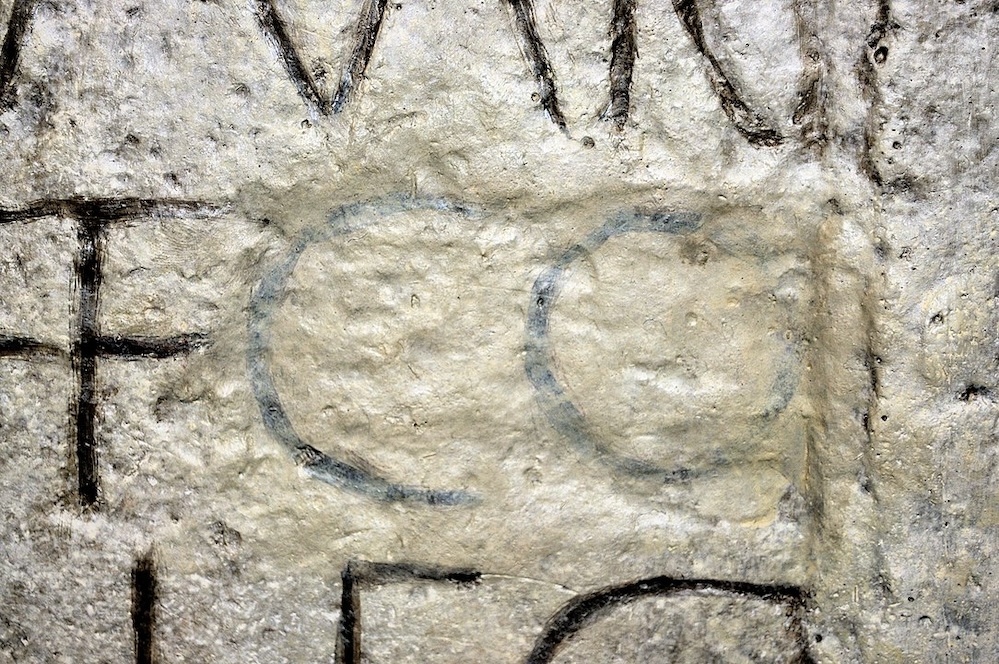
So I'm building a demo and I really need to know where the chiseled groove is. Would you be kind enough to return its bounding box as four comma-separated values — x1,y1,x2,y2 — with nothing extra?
505,0,568,131
0,197,228,224
526,575,814,664
0,335,64,357
347,560,481,585
131,555,157,664
74,217,103,508
604,0,637,127
92,333,209,359
332,0,389,114
792,73,820,127
0,198,223,508
671,0,783,147
337,560,482,664
336,562,814,664
255,0,329,114
0,0,37,108
337,563,360,664
790,0,828,149
856,0,894,187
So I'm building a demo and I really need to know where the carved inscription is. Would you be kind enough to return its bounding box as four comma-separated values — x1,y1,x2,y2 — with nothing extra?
336,559,815,663
0,0,36,108
0,0,833,143
0,193,821,659
253,0,805,139
131,554,157,664
0,198,223,507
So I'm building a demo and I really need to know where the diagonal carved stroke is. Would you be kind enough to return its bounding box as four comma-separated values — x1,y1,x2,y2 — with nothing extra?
255,0,569,127
603,0,637,127
256,0,389,116
332,0,389,113
672,0,783,146
0,0,38,108
505,0,568,130
255,0,329,114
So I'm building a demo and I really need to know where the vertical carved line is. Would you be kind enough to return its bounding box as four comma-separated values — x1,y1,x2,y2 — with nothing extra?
3,199,222,509
337,562,361,664
255,0,329,114
335,561,482,663
604,0,637,127
74,353,99,506
505,0,568,131
791,0,828,149
856,0,894,187
672,0,783,146
0,0,37,108
131,555,158,664
73,218,102,508
332,0,389,113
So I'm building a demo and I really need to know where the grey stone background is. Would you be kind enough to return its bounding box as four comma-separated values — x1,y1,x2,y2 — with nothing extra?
0,0,996,661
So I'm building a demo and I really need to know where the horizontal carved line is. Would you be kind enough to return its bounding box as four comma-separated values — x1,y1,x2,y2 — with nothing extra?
0,334,64,358
0,198,228,224
84,333,210,359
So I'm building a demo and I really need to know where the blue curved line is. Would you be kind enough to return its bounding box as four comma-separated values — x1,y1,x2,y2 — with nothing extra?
247,196,480,505
525,209,801,482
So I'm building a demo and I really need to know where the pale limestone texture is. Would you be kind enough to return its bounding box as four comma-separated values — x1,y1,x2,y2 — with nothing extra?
0,0,996,662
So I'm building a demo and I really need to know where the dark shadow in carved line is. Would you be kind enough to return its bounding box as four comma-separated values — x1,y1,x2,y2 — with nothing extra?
525,575,815,664
602,0,637,127
255,0,329,115
0,0,37,109
855,0,896,187
505,0,568,131
73,207,220,509
671,0,783,147
1,198,225,509
0,197,229,224
90,333,209,359
336,559,482,664
789,0,828,148
0,334,65,358
246,195,479,506
131,554,158,664
792,73,821,131
256,0,562,124
255,0,390,116
332,0,389,113
788,0,828,149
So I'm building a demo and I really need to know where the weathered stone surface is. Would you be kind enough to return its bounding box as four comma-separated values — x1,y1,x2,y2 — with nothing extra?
0,0,996,661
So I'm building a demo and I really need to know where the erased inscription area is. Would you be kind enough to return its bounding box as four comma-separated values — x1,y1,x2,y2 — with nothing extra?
264,198,813,524
542,213,808,491
0,196,819,661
